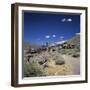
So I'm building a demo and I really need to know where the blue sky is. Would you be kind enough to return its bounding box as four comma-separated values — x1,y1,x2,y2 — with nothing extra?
24,12,80,45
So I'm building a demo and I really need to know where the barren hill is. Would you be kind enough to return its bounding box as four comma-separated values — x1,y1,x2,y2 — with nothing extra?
67,35,80,46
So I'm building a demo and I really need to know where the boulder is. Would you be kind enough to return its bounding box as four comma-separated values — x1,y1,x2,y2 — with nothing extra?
55,60,65,65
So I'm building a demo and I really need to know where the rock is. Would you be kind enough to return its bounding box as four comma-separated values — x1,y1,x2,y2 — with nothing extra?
55,60,65,65
72,53,80,58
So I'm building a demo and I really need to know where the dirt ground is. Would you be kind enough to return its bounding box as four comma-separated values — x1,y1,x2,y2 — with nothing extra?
46,54,80,76
62,55,80,75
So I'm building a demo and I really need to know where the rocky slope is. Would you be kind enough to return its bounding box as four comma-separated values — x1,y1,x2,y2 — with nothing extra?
24,35,80,77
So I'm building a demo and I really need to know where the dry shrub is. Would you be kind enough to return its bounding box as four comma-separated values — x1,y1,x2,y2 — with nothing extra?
72,53,80,58
24,62,48,77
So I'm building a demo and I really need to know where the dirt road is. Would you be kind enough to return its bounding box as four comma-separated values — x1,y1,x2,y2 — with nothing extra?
47,54,80,76
62,55,80,75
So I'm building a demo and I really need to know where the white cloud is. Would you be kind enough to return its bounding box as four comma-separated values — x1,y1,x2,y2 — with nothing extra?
52,34,56,37
60,36,64,39
45,35,50,39
61,18,66,22
61,18,72,22
76,33,80,35
67,18,72,22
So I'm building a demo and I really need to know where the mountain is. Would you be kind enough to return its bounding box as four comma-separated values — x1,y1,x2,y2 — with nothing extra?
66,35,80,46
49,40,67,47
24,42,41,50
24,34,80,50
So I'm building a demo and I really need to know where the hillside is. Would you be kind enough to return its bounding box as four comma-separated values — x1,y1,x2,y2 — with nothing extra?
24,35,80,77
66,35,80,46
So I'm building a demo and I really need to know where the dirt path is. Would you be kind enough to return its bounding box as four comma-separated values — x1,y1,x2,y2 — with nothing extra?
41,52,80,75
61,55,80,75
